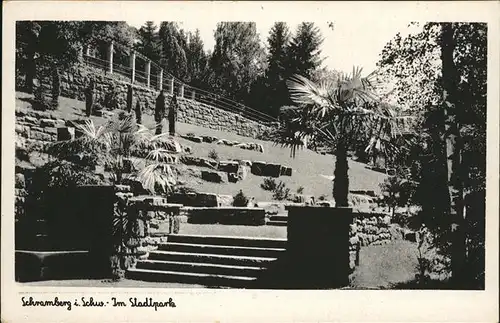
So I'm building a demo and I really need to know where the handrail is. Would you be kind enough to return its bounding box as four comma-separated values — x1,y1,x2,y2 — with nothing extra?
17,38,278,124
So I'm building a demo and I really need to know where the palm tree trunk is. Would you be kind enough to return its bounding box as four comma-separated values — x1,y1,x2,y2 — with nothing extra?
441,22,465,287
333,142,349,207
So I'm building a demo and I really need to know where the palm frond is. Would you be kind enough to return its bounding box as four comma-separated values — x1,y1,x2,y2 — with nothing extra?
136,163,176,193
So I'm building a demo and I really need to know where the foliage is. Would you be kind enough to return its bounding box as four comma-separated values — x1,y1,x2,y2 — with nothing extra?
208,22,267,104
47,112,178,194
159,22,188,81
233,190,249,207
260,177,278,191
272,181,291,201
136,21,162,63
296,186,305,194
273,67,412,206
134,99,142,124
377,22,487,288
379,176,417,216
208,149,219,161
287,22,324,80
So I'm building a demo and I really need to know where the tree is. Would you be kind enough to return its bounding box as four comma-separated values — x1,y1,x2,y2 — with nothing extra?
377,22,487,288
273,68,411,206
263,22,292,116
209,22,266,104
159,22,188,81
184,29,209,88
287,22,324,80
136,21,161,63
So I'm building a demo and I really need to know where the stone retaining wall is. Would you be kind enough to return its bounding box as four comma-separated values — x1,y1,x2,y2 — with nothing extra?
22,63,272,139
185,207,266,226
348,212,396,272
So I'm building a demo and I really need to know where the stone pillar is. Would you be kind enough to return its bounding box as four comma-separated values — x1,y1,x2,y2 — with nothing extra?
169,78,174,95
85,45,91,56
145,60,151,87
157,69,163,90
284,206,353,289
179,84,185,98
107,41,114,74
190,88,196,100
130,51,136,83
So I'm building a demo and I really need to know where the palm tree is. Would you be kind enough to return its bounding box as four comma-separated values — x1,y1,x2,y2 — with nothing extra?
273,67,412,206
48,112,178,193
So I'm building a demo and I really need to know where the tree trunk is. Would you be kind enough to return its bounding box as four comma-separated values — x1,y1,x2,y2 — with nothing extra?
441,22,465,287
333,142,349,207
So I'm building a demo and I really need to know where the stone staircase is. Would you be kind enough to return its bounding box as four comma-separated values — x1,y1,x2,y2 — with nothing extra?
127,234,287,287
266,215,288,227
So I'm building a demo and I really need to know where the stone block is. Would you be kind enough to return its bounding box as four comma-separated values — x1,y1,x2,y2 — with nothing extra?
202,136,218,143
404,231,417,242
30,130,53,141
251,161,266,176
239,160,252,167
235,143,250,150
256,143,265,153
40,118,56,127
56,126,75,141
181,135,203,143
228,173,239,183
218,160,239,173
43,127,58,135
280,166,293,176
23,116,38,125
201,170,226,183
263,163,281,177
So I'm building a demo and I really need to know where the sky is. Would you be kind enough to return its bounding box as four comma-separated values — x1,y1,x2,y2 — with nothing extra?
128,20,416,74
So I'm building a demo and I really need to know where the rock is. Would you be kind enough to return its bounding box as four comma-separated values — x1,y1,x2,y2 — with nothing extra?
183,145,192,154
30,130,53,141
202,136,218,143
281,166,293,176
40,118,56,127
404,231,417,242
218,160,239,173
217,194,234,207
263,163,281,177
23,116,38,125
256,143,265,153
15,173,25,189
43,127,58,135
239,160,252,167
180,156,218,169
201,170,226,183
349,236,359,246
182,135,203,143
237,165,249,180
293,194,315,204
228,173,239,183
235,143,250,150
251,161,266,176
115,185,131,193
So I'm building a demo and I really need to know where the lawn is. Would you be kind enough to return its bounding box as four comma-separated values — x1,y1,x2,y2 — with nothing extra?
350,240,419,289
16,91,388,202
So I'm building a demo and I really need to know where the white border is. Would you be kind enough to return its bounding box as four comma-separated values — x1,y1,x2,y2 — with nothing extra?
2,1,499,322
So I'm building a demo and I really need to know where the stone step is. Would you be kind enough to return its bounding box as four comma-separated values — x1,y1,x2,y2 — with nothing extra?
167,234,287,249
148,250,277,267
135,260,264,277
158,242,285,258
266,220,288,227
269,215,288,222
126,267,256,287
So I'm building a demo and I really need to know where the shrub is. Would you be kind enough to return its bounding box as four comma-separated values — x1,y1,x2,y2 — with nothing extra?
261,177,278,191
208,149,219,161
33,85,51,111
51,68,61,110
272,181,290,201
233,190,249,207
135,100,142,124
126,85,134,112
318,194,327,201
297,186,304,194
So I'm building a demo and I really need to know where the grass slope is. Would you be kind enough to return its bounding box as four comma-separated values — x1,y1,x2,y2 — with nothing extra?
16,91,388,201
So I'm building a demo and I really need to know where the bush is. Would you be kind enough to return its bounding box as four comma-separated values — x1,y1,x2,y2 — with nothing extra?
272,181,290,201
208,149,219,161
261,177,278,191
51,68,61,110
318,194,327,201
135,100,142,124
297,186,304,194
233,190,249,207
